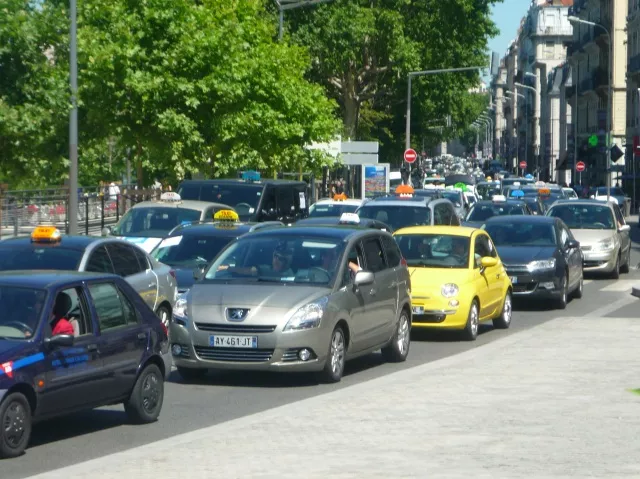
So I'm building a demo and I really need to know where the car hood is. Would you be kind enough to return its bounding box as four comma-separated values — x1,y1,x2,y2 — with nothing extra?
409,267,474,293
570,229,616,246
188,283,328,324
495,246,556,265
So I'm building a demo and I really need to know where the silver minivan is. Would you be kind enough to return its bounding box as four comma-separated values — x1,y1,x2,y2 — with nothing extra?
170,226,412,383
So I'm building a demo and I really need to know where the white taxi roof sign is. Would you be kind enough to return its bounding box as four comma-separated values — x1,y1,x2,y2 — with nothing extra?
31,225,61,243
339,212,361,224
214,209,239,222
535,181,546,187
492,195,507,202
160,192,181,202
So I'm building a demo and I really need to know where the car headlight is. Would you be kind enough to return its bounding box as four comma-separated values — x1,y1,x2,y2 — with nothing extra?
593,238,614,252
441,283,459,298
526,259,556,272
284,297,328,332
174,295,188,319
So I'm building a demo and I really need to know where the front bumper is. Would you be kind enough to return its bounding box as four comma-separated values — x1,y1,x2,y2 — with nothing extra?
505,269,563,297
581,249,617,272
169,319,330,372
160,350,172,380
410,295,469,330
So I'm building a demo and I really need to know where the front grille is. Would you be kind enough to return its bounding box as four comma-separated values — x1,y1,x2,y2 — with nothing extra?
580,245,592,251
505,265,529,274
195,323,277,333
513,283,537,293
413,314,446,324
194,346,274,362
282,348,301,362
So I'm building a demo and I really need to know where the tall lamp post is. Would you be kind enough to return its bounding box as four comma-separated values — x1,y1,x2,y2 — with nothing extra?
68,0,79,234
275,0,333,40
568,15,612,201
506,90,527,173
514,79,539,178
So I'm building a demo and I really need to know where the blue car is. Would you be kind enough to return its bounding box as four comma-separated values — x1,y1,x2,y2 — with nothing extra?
0,271,170,458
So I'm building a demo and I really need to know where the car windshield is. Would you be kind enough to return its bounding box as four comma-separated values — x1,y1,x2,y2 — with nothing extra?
522,197,542,212
151,235,234,268
204,236,345,286
395,234,470,269
595,187,624,197
178,183,262,219
0,246,83,271
466,203,526,222
540,194,562,207
476,185,500,200
357,205,431,231
484,223,557,246
441,191,463,206
547,204,615,230
112,207,202,238
0,286,47,339
308,203,358,218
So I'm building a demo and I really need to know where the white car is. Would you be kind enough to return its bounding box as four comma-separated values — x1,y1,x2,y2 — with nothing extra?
308,196,364,218
562,187,578,200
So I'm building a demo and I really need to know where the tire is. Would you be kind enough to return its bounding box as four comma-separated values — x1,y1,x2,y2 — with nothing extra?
318,326,346,383
620,248,631,274
125,364,164,424
381,310,411,362
556,274,568,310
492,292,512,329
177,366,207,382
572,275,584,299
0,392,32,459
155,305,171,329
462,300,480,341
608,251,620,279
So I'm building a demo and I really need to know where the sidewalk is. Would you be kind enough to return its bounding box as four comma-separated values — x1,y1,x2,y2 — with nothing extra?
28,316,640,479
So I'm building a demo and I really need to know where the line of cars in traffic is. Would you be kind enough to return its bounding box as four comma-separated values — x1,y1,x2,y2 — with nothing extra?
0,172,632,458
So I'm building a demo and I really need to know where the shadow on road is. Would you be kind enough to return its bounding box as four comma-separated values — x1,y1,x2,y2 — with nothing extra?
29,409,126,448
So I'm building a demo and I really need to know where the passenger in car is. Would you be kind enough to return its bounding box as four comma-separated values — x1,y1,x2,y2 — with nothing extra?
50,293,74,336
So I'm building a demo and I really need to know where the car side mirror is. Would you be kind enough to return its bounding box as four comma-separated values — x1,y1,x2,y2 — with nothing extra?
566,239,580,249
619,224,631,232
193,266,205,280
101,226,112,236
353,271,374,287
480,257,498,268
44,334,74,349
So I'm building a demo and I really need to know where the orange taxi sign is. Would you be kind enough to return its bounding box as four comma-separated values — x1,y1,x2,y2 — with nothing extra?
31,226,61,243
395,184,415,196
214,209,239,222
538,188,551,196
333,193,348,201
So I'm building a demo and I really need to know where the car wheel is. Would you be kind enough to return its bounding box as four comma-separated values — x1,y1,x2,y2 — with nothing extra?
177,366,207,382
492,292,512,329
556,274,568,310
381,310,411,362
621,248,631,274
572,275,584,299
462,300,479,341
125,363,164,424
611,253,621,279
318,326,346,383
155,305,170,329
0,392,32,459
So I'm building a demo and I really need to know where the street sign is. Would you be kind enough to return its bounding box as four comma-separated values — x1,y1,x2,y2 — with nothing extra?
519,161,527,169
575,161,586,172
404,148,417,164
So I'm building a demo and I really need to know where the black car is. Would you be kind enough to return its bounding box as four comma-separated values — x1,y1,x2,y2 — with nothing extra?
520,196,545,215
462,198,531,228
150,218,283,293
0,271,170,458
483,216,584,309
295,215,394,232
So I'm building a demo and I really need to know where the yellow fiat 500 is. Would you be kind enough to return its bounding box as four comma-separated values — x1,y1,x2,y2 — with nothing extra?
393,226,512,340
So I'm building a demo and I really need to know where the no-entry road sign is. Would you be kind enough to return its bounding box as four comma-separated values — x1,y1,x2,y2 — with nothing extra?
576,161,586,172
519,161,527,169
404,148,417,163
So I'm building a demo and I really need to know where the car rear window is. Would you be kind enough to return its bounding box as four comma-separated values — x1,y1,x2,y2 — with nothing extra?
0,246,83,271
357,205,430,231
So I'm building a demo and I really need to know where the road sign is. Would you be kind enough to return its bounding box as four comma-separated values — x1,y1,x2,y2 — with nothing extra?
575,161,586,172
404,148,417,163
519,161,527,169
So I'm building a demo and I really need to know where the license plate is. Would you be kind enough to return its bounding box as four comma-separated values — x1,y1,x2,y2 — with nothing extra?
510,276,518,284
209,335,257,348
412,306,424,315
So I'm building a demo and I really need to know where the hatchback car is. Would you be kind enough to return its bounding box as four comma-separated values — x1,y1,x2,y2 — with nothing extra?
0,226,177,326
483,215,584,309
0,271,169,458
462,197,531,228
546,199,631,278
170,226,412,383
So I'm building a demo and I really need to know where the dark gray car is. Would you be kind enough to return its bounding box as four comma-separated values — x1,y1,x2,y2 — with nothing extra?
170,226,412,383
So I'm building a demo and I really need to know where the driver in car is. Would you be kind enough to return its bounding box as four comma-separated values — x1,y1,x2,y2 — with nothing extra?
450,239,469,265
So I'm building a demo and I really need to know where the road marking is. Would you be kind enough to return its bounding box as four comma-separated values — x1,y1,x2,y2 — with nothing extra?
599,280,639,292
588,295,638,317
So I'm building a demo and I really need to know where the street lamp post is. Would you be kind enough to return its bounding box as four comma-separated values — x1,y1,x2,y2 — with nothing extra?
568,15,612,201
506,90,527,173
514,80,539,178
68,0,79,234
480,113,494,158
275,0,333,40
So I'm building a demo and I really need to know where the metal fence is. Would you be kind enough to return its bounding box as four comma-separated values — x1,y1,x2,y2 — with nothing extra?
0,185,164,239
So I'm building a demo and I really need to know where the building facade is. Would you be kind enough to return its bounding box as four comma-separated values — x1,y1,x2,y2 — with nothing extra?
626,0,640,187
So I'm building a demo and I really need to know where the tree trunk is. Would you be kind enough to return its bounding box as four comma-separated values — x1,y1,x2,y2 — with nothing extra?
343,71,359,140
136,141,144,187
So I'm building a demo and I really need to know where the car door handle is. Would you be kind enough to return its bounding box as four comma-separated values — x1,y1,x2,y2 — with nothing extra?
137,332,147,340
87,344,99,352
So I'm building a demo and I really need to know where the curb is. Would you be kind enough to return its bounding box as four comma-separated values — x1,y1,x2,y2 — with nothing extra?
632,287,640,299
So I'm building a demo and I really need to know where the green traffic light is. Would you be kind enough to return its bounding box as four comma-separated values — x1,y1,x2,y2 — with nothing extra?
588,135,598,147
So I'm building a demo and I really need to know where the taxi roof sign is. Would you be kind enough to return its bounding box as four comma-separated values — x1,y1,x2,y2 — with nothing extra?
160,192,181,202
510,190,525,197
31,225,61,243
333,193,348,201
241,170,261,182
535,181,546,188
454,182,468,192
395,185,415,197
339,212,361,224
492,195,507,202
214,209,239,222
538,187,551,196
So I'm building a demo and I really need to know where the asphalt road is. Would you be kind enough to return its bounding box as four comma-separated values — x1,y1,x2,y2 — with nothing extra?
5,223,640,479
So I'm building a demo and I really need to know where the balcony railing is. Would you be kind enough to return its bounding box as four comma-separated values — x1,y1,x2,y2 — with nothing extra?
629,53,640,74
537,26,573,37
